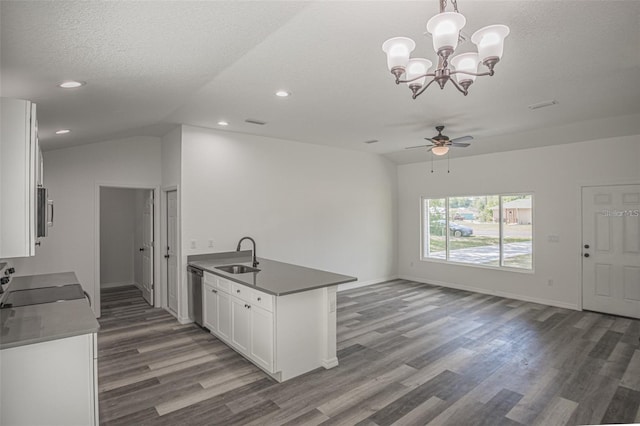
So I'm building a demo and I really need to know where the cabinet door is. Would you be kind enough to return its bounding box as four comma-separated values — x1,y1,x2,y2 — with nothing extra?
250,305,274,372
217,291,232,341
1,334,96,425
0,98,37,258
231,297,250,353
203,284,218,332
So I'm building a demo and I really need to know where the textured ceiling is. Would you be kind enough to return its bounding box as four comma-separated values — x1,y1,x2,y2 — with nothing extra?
2,1,639,164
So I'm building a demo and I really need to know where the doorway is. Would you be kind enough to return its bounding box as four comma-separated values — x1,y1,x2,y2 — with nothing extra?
582,184,640,319
98,186,157,314
165,189,179,315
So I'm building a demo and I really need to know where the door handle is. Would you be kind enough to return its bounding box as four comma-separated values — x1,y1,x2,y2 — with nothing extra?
164,254,170,259
139,248,144,252
584,244,590,249
584,253,590,258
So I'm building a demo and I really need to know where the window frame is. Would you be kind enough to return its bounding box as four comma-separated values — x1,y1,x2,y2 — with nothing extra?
420,193,534,273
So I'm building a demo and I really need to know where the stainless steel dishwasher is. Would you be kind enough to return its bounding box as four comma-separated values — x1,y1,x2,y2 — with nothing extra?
187,266,203,326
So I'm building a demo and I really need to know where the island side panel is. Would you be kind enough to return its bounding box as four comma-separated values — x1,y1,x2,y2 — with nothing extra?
275,287,337,381
321,285,338,368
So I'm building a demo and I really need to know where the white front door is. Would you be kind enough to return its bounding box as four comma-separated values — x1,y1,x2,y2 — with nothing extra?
141,190,154,306
166,190,178,314
582,184,640,319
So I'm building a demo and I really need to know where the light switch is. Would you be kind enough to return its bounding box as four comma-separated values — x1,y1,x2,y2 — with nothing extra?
547,235,559,243
190,240,197,249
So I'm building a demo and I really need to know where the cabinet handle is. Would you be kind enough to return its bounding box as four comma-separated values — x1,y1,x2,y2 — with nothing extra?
236,289,240,293
247,305,251,309
257,297,261,301
211,289,217,293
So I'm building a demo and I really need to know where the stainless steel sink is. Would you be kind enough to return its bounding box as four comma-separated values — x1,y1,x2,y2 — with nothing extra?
215,264,260,274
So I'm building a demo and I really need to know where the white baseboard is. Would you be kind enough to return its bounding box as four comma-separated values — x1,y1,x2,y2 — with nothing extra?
100,281,135,289
398,274,580,311
337,276,399,292
321,357,339,369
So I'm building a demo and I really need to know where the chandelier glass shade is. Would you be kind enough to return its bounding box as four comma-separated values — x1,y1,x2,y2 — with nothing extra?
382,0,509,98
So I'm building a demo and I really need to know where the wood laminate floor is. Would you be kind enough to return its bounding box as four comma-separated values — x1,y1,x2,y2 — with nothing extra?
98,281,640,425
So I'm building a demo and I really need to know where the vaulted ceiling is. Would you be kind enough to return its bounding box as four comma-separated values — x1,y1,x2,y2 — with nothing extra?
2,1,639,164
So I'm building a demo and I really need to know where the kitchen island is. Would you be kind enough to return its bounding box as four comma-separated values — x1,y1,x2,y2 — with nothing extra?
188,251,356,382
0,272,100,426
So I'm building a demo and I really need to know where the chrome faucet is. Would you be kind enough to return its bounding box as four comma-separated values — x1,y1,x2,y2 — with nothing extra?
236,236,259,268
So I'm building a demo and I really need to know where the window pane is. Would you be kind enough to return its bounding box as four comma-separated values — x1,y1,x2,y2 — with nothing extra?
448,195,500,266
424,198,446,259
501,194,533,269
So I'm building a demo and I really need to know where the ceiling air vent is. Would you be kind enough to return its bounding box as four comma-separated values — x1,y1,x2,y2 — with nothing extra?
528,100,558,110
245,119,267,125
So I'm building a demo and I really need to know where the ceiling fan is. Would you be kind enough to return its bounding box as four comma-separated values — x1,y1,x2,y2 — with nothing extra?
406,125,473,156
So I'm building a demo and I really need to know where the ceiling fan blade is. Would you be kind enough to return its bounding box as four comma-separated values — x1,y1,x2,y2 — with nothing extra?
424,138,438,143
449,135,473,144
405,144,431,150
450,142,471,147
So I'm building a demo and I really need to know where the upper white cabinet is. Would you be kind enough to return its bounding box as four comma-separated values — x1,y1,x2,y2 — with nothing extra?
1,98,39,258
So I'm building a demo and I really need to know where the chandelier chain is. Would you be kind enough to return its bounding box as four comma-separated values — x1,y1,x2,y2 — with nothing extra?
441,0,460,13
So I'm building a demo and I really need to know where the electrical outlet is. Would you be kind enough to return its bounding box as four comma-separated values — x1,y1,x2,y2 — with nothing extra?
547,279,554,286
190,240,197,249
208,240,214,248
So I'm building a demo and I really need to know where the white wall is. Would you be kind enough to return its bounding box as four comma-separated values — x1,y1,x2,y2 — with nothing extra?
8,136,162,315
181,126,398,291
100,187,136,287
397,134,640,309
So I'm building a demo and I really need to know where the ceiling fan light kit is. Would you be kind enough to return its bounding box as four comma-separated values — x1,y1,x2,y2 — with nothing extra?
382,0,510,98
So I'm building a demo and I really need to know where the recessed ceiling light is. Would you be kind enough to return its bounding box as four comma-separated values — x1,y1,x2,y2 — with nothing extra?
275,90,290,97
55,129,70,135
58,81,86,89
217,121,229,126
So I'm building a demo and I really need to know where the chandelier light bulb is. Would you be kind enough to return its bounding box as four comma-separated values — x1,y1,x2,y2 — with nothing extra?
450,52,480,83
405,58,433,88
426,12,466,54
471,24,510,64
382,37,416,72
432,146,449,156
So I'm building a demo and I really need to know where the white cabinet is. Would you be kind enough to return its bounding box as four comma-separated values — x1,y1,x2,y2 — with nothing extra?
0,333,98,426
203,281,219,332
0,98,39,258
250,304,274,371
217,290,232,340
231,296,251,353
204,274,275,374
201,272,336,382
203,273,232,340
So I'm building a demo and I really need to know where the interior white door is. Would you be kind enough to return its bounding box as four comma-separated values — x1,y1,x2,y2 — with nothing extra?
140,190,154,306
166,190,178,314
582,184,640,319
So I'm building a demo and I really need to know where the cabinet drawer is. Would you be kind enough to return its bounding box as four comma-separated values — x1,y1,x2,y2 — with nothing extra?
204,272,217,286
231,282,252,302
217,277,231,293
251,290,274,312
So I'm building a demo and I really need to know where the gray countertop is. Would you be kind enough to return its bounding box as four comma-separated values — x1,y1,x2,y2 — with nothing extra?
188,251,357,296
0,272,100,350
8,271,80,290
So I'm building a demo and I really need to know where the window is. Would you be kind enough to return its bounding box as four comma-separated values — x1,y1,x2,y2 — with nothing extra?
422,194,533,270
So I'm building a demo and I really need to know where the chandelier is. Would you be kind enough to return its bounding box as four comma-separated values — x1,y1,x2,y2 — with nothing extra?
382,0,509,98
